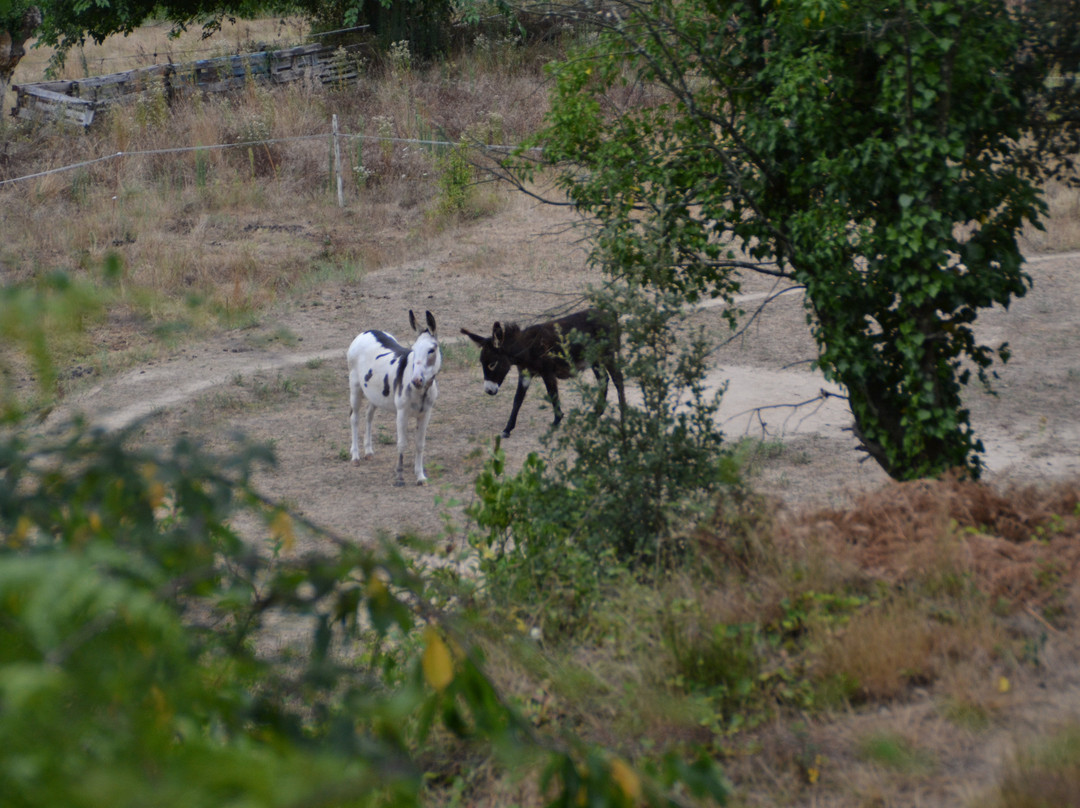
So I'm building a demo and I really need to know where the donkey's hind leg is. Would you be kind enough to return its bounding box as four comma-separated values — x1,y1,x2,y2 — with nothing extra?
363,402,377,459
591,364,610,415
349,375,364,465
607,361,627,417
590,362,627,419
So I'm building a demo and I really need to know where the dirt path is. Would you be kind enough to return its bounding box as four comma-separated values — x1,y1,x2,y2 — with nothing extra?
48,197,1080,544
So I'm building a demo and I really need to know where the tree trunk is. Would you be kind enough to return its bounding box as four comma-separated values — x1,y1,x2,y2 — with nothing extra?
0,6,43,119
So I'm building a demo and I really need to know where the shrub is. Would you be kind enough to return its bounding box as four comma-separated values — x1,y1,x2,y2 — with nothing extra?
545,282,740,566
467,282,741,649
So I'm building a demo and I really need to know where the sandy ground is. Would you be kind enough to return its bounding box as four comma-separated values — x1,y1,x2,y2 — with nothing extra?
49,194,1080,538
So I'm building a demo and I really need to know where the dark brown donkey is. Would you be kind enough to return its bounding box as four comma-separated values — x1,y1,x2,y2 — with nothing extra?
461,308,627,438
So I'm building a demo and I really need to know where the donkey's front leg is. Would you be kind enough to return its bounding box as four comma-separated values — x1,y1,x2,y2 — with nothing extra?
413,405,435,485
394,405,409,487
501,373,532,438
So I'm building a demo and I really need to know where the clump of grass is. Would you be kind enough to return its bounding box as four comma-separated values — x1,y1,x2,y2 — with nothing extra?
855,731,937,775
813,599,940,702
992,724,1080,807
438,338,478,370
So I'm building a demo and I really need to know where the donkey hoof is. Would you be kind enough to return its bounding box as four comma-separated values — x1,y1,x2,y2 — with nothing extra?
351,458,361,467
393,478,405,487
416,479,427,487
500,430,512,439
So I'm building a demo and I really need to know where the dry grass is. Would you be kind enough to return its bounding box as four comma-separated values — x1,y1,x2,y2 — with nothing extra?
991,724,1080,808
0,22,559,370
1023,177,1080,253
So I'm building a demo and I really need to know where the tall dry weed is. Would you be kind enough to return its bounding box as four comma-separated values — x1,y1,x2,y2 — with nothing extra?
1024,178,1080,253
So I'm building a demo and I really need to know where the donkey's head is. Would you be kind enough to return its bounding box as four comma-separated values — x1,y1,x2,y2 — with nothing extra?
461,322,517,395
408,310,441,389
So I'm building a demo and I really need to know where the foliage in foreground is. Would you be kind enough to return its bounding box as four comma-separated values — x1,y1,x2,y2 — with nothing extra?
0,274,729,808
504,0,1080,481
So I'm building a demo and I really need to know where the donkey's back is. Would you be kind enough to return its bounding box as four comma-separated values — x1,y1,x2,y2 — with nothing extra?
347,330,410,411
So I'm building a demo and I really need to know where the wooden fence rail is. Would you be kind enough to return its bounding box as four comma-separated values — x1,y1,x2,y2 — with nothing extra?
11,43,363,127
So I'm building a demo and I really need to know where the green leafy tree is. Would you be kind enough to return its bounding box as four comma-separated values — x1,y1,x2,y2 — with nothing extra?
297,0,516,58
506,0,1080,480
300,0,451,57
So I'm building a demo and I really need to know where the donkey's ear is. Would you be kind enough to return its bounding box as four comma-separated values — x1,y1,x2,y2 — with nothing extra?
461,328,487,347
409,309,419,332
492,322,504,349
425,310,437,335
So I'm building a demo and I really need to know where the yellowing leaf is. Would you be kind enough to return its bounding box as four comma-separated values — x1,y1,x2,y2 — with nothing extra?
9,515,32,547
147,482,166,509
366,573,388,602
610,757,642,803
998,676,1011,693
423,626,454,691
270,511,295,551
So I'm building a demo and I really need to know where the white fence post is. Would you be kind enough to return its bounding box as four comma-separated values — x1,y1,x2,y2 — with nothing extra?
332,113,344,208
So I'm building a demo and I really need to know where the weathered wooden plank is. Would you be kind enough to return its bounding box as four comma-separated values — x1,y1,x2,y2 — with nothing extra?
15,85,94,106
12,85,95,126
17,79,75,95
77,64,170,90
10,41,363,125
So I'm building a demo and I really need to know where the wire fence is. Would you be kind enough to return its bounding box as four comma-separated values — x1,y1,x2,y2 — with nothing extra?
0,131,524,190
